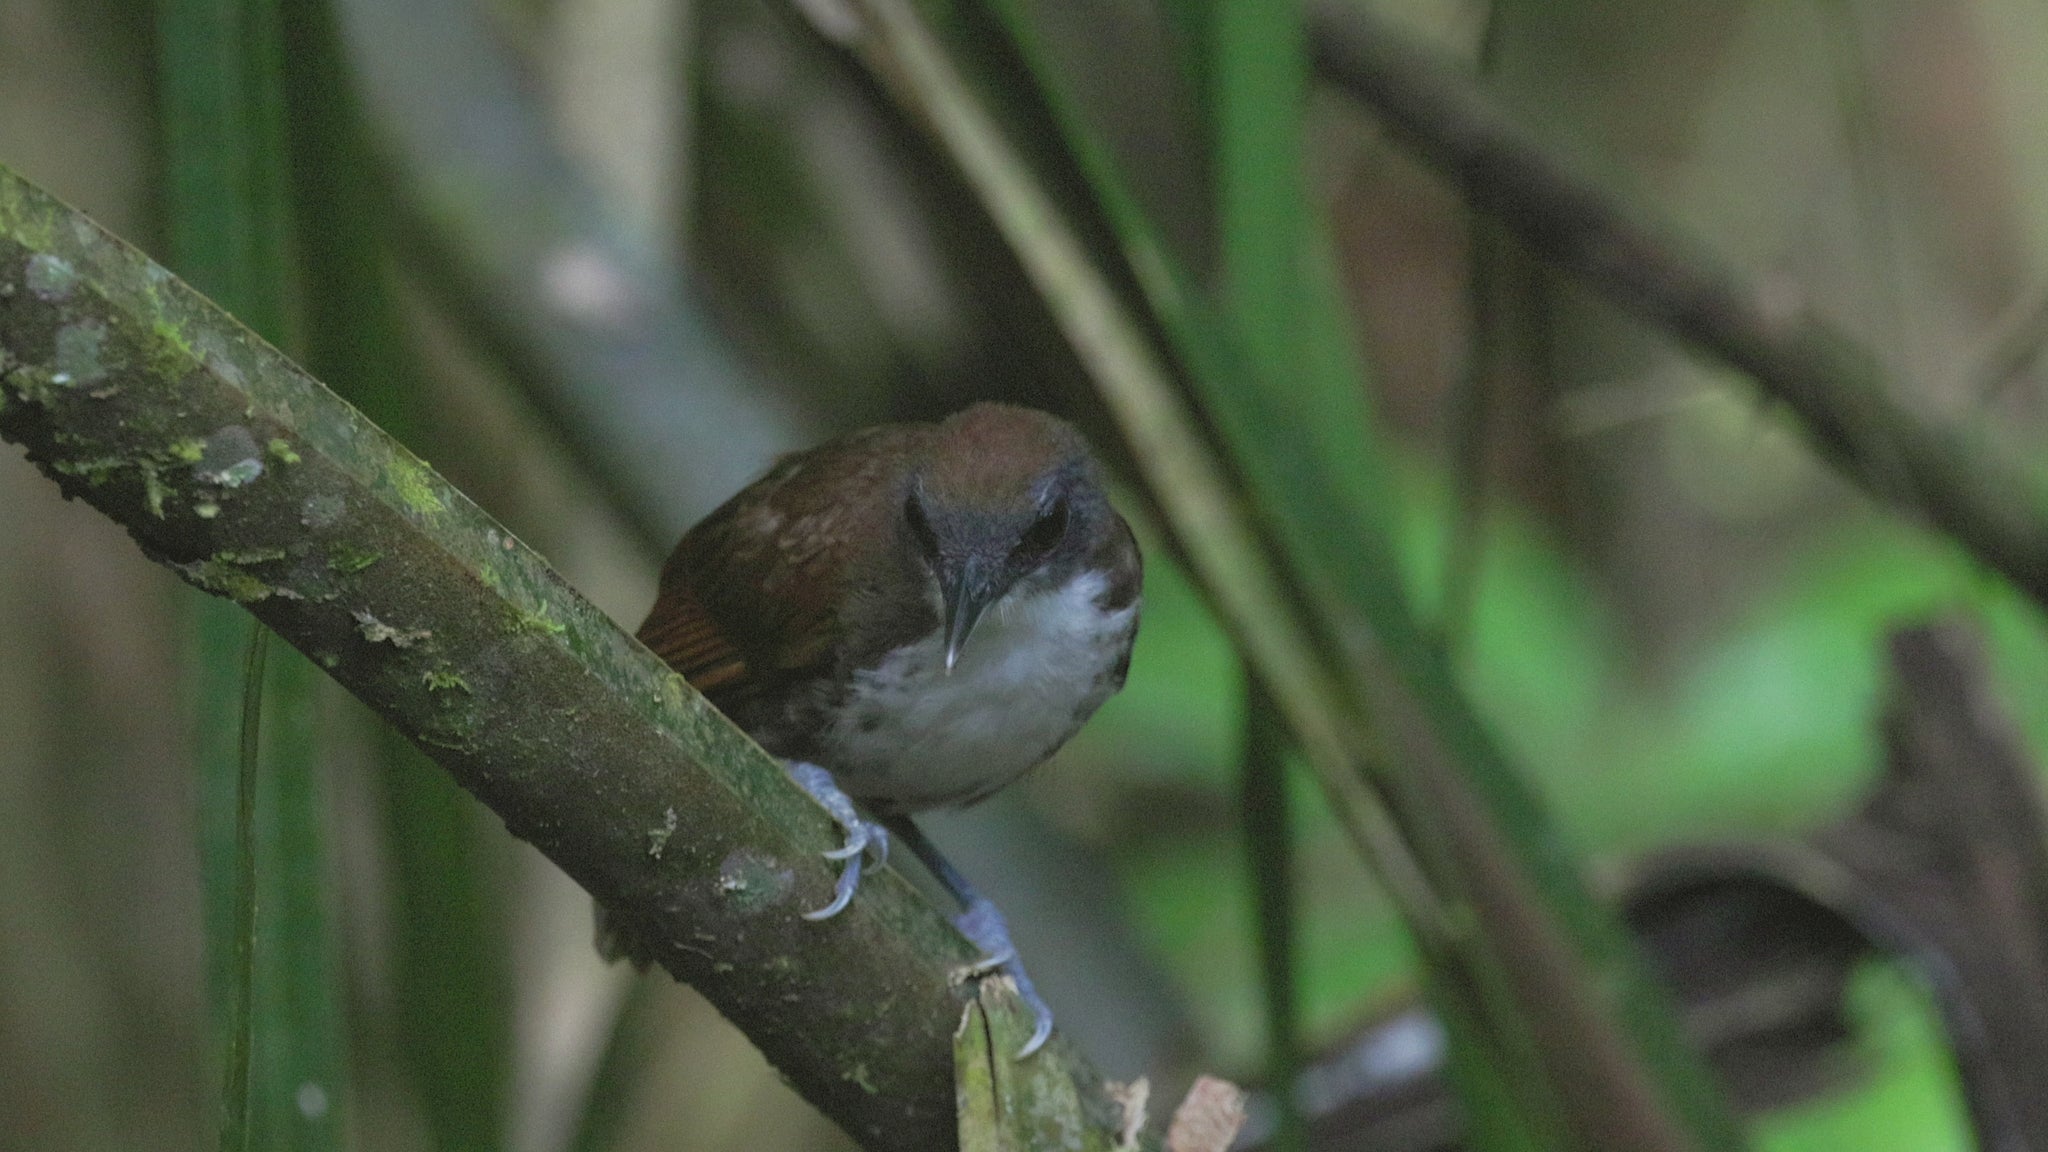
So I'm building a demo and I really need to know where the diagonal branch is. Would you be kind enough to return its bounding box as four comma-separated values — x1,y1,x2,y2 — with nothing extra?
1308,0,2048,611
0,163,1130,1152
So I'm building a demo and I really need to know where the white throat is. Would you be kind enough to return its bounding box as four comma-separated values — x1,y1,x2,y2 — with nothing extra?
825,569,1137,810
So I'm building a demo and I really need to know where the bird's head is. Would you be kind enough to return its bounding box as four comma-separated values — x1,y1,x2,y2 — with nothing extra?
901,404,1112,671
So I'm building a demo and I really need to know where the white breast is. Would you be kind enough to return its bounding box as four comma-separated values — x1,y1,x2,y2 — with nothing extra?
824,570,1136,810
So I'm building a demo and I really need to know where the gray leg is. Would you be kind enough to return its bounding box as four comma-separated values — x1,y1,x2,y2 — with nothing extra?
785,762,889,920
884,816,1055,1058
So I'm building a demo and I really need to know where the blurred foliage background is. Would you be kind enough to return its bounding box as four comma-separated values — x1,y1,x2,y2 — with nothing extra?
6,0,2048,1149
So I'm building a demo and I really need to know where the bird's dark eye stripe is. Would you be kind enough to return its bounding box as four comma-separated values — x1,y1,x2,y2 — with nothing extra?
1016,497,1068,559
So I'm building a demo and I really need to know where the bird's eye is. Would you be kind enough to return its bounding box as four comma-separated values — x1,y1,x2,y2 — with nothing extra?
905,488,940,559
1014,497,1069,563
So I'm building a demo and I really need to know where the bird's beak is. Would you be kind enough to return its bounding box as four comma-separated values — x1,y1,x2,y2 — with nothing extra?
941,558,999,673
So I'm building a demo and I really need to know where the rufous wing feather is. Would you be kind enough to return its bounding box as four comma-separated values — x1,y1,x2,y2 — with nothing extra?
636,579,748,694
635,425,927,717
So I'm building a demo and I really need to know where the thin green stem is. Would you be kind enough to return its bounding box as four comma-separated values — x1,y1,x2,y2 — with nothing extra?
1242,681,1303,1151
222,623,268,1152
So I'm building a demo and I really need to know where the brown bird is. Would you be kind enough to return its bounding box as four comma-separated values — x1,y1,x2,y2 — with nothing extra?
624,403,1141,1056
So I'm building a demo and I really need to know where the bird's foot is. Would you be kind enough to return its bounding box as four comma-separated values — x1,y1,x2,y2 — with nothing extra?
952,894,1054,1059
785,761,890,920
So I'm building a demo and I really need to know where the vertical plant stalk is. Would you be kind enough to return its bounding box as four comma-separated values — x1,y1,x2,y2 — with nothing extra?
1241,683,1303,1150
158,0,350,1146
1438,0,1507,650
223,626,270,1152
1193,8,1589,1149
566,981,663,1152
158,0,293,339
280,4,513,1145
1439,222,1499,650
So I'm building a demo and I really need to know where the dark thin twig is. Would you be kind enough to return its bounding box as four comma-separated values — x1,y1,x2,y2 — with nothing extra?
1309,0,2048,612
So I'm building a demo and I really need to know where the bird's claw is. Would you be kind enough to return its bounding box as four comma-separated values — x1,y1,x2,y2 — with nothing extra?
952,895,1054,1058
785,762,889,920
776,774,1054,1055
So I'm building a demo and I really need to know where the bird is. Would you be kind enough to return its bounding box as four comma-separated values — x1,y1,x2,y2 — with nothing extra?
614,402,1142,1057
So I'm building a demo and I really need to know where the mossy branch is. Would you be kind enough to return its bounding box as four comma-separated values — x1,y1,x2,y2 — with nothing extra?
1309,1,2048,610
0,163,1133,1152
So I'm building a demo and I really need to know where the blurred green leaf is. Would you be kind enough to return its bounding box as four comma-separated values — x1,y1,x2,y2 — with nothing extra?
281,4,512,1145
1759,963,1970,1152
159,0,349,1146
222,626,266,1152
567,980,662,1152
1066,524,1243,786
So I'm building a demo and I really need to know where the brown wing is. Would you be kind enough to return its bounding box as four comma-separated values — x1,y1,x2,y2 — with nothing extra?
635,424,930,727
636,579,748,693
